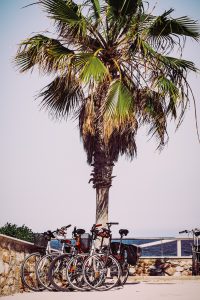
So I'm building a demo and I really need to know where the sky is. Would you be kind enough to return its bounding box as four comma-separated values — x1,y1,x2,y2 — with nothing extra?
0,0,200,238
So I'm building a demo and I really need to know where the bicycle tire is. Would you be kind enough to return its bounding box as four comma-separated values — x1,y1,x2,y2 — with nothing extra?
66,254,90,291
48,253,72,292
21,252,45,292
119,263,129,285
83,254,121,291
36,253,58,290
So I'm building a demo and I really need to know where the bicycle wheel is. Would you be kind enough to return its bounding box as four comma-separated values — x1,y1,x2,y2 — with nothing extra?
21,252,45,292
66,254,90,291
36,253,58,290
119,262,129,285
83,254,121,291
48,253,72,292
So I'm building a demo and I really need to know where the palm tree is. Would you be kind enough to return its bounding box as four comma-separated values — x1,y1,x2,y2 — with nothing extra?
15,0,199,225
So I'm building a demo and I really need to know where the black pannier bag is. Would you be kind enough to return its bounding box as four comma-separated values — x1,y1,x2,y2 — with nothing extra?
111,242,126,257
124,244,141,266
80,233,91,253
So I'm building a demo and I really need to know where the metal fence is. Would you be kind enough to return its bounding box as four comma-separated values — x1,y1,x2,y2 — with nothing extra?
112,237,193,258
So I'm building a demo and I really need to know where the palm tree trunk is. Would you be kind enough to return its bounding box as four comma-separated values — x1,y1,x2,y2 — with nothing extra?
96,187,109,226
92,83,114,226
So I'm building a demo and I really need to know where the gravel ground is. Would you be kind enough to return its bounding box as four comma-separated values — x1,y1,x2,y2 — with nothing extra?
2,279,200,300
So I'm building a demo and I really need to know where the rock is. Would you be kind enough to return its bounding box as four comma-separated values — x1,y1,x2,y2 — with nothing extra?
4,263,10,274
176,266,184,272
180,261,186,267
0,261,4,274
137,267,143,275
182,270,189,276
2,252,10,264
165,267,175,276
2,285,10,296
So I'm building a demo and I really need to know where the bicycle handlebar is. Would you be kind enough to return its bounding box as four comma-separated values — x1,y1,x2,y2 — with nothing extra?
179,230,188,234
106,222,119,226
62,224,71,229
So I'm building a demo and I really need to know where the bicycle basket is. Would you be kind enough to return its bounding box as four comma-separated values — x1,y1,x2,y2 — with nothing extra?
80,233,91,253
33,233,48,248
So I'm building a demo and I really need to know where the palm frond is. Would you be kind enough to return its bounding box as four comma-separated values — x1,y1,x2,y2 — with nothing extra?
90,0,101,20
147,9,200,51
40,0,87,39
104,79,133,120
38,73,84,119
148,9,200,39
155,75,179,99
15,34,73,73
136,88,168,148
159,55,198,73
79,96,95,164
73,53,109,83
106,0,141,18
108,125,137,161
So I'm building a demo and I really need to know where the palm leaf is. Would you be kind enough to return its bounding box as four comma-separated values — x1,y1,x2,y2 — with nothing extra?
108,125,137,161
104,79,133,119
90,0,101,20
148,9,200,40
74,53,109,83
38,73,84,118
40,0,87,39
155,75,179,102
106,0,141,18
41,0,80,22
15,34,73,73
159,55,198,72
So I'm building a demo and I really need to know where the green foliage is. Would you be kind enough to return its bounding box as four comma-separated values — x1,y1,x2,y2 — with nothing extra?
0,223,34,243
104,79,133,119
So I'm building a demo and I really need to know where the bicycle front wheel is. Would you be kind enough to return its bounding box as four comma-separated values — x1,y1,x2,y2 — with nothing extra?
83,254,121,291
48,253,72,291
66,254,90,291
21,252,44,292
36,253,58,290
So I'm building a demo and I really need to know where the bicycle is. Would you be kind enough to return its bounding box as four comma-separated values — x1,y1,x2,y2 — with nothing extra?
21,225,71,292
110,228,130,285
179,228,200,275
82,222,123,291
36,225,72,290
48,226,91,292
65,224,101,291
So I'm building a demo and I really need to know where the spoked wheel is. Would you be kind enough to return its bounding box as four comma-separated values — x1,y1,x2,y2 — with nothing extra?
119,262,129,285
36,253,58,290
48,253,72,291
83,254,121,291
21,252,45,292
66,254,90,291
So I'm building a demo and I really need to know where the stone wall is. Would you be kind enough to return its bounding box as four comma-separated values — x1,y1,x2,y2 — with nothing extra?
130,257,192,276
0,234,41,296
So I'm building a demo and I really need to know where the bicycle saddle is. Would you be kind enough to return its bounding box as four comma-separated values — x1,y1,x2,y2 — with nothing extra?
76,228,85,235
119,229,129,236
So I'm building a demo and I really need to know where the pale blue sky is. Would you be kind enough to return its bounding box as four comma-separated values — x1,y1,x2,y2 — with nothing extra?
0,0,200,237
